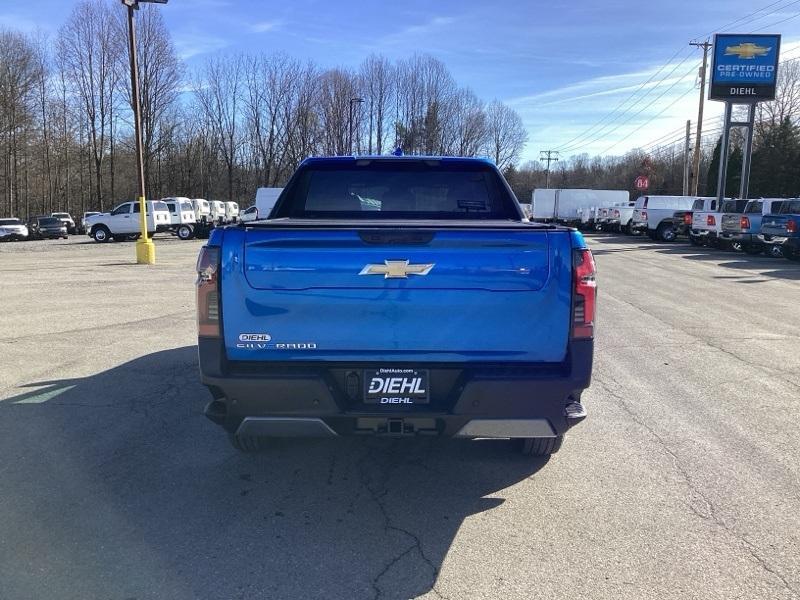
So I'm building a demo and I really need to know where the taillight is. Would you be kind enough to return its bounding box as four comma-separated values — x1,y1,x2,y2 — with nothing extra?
613,210,619,217
196,246,221,337
788,219,797,234
572,248,597,340
740,216,751,231
641,210,647,220
683,212,692,225
707,215,716,226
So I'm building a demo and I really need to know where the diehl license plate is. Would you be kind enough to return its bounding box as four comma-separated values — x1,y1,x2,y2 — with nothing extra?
364,368,429,404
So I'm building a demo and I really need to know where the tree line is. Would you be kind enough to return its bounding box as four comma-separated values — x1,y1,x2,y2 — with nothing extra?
0,0,528,219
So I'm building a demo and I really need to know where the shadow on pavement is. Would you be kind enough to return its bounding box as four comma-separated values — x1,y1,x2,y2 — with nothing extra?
0,347,547,600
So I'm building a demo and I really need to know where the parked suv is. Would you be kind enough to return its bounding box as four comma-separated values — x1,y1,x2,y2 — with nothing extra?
0,218,29,241
27,216,68,239
84,200,170,242
51,212,76,234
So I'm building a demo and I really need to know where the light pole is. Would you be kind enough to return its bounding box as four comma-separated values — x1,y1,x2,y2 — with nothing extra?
122,0,167,265
348,97,365,155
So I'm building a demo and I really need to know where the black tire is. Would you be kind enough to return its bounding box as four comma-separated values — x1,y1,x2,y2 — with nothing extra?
766,245,784,258
623,221,633,235
743,244,763,255
92,226,111,243
784,246,800,262
127,234,141,241
730,241,743,252
656,223,676,242
228,434,264,453
512,436,563,457
177,224,194,240
646,229,657,241
689,235,700,246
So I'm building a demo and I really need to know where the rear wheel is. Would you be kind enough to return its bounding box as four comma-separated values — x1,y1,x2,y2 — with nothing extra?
784,246,800,261
512,436,563,457
228,434,264,453
92,226,111,243
177,224,195,240
656,223,676,242
767,245,784,258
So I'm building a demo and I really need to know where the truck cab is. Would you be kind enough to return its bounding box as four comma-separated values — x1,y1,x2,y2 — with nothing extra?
210,201,226,224
163,197,197,240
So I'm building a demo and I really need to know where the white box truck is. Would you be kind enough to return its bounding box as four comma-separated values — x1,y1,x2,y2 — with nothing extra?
531,189,629,226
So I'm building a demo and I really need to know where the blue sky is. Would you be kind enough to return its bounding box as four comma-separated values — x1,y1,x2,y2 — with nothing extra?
2,0,800,162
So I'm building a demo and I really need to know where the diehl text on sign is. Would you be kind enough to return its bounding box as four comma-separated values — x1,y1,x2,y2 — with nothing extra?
710,33,781,102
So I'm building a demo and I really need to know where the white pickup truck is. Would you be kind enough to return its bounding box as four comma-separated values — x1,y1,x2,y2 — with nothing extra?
607,202,637,234
689,198,745,248
631,195,698,241
85,200,171,242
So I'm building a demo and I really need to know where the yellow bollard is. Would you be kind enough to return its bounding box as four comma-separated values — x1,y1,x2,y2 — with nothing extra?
135,195,156,265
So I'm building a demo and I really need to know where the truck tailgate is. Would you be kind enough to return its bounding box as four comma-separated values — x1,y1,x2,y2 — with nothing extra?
760,215,790,236
220,227,573,363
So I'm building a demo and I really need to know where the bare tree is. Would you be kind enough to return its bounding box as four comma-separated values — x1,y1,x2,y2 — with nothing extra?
57,0,120,210
359,55,394,155
0,29,37,216
194,54,244,202
485,100,528,169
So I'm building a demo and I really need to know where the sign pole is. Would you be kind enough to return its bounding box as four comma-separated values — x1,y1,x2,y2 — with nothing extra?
124,0,156,265
716,103,732,204
739,103,755,200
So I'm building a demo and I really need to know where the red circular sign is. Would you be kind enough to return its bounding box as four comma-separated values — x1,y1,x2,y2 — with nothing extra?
635,175,649,190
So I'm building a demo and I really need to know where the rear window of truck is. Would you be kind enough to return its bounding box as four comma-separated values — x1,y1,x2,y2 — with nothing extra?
273,160,520,220
780,200,800,213
722,200,747,213
744,202,763,214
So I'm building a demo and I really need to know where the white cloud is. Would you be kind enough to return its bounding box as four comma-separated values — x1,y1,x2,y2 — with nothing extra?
249,20,282,34
173,31,230,60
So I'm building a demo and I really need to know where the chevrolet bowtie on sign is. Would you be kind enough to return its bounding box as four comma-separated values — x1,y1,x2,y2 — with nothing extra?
359,260,435,279
711,33,781,102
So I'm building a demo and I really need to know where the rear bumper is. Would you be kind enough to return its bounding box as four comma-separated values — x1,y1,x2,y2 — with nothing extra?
199,337,593,438
719,231,756,243
757,234,794,247
631,221,647,232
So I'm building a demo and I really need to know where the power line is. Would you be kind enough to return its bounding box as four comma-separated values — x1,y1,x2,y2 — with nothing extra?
564,62,700,155
698,0,800,37
752,8,800,31
554,47,693,152
598,85,698,155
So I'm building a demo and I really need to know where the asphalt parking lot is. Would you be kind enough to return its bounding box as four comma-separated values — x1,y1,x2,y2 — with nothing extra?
1,234,799,600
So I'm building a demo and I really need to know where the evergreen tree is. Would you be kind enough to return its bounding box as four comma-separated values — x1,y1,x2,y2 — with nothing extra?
706,137,743,197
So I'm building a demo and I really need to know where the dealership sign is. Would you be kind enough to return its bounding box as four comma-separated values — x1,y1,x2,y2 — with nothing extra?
710,33,781,102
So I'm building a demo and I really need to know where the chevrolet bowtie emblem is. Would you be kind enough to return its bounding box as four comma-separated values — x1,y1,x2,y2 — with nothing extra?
359,260,435,279
724,43,771,60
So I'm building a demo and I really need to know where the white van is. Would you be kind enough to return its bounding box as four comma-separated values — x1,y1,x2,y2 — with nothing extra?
162,197,197,240
84,200,170,242
191,199,211,223
225,201,239,223
210,201,226,224
631,195,698,241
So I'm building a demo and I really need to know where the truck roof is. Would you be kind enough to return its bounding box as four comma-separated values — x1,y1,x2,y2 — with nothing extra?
299,155,495,167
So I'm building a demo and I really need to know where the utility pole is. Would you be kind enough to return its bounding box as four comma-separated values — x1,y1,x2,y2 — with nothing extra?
682,119,691,195
689,40,711,196
540,150,559,188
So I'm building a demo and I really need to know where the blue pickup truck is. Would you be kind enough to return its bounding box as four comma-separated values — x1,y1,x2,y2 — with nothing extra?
196,156,596,457
759,198,800,261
